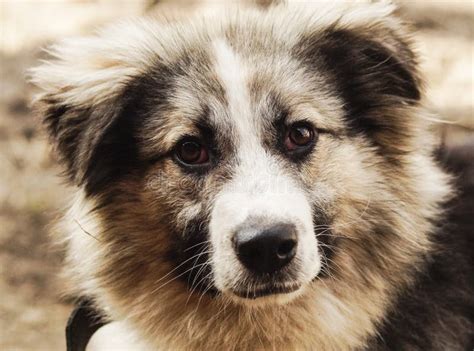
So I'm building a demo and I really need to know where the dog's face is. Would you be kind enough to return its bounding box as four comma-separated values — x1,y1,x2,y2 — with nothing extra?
32,2,439,320
157,36,338,299
121,36,329,304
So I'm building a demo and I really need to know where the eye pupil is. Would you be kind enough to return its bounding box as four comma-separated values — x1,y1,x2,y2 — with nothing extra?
285,123,315,151
176,139,209,165
290,126,312,146
181,142,201,161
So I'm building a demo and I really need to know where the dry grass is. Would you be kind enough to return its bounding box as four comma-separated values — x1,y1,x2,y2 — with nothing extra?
0,1,472,350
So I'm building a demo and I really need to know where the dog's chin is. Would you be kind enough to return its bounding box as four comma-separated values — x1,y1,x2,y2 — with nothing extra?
224,283,306,308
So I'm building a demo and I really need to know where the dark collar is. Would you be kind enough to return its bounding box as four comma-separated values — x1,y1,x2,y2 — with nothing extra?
66,298,108,351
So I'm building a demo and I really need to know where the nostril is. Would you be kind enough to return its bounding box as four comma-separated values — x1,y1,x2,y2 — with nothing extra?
277,239,296,259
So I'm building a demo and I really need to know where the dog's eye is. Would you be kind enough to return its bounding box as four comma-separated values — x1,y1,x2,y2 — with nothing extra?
284,123,316,152
175,138,209,165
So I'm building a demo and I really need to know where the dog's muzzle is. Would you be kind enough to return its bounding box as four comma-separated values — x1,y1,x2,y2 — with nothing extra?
209,170,320,302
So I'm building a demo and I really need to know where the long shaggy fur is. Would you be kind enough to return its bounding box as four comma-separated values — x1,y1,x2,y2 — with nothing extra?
31,1,473,350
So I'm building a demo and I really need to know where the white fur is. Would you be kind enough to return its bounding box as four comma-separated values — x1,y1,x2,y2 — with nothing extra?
86,322,150,351
209,39,320,304
31,1,455,349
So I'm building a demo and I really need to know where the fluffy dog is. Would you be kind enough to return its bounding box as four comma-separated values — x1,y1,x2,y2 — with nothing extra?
31,1,473,350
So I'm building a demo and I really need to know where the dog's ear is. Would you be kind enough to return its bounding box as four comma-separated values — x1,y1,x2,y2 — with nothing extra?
297,6,423,144
30,26,154,195
320,28,420,110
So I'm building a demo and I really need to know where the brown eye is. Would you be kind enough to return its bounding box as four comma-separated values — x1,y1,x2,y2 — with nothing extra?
176,139,209,165
284,123,316,151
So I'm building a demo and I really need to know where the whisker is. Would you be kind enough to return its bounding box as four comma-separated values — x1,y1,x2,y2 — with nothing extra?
193,272,215,313
151,261,210,294
152,249,213,287
183,240,211,252
186,262,212,305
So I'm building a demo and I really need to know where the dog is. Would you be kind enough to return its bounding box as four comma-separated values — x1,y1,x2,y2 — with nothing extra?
31,1,473,350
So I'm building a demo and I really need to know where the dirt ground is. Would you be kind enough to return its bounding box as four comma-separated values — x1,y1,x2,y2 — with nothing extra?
0,1,472,350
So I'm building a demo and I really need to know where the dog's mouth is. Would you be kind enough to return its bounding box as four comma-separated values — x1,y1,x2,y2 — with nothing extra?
231,283,301,299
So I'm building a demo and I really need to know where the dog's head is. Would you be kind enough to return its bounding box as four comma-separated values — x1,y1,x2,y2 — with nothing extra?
32,1,449,335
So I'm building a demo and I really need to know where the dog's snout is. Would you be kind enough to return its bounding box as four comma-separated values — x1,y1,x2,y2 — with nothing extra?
234,223,298,274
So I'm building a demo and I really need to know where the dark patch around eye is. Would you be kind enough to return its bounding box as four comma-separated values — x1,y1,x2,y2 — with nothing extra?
83,64,175,195
296,29,420,137
79,43,224,195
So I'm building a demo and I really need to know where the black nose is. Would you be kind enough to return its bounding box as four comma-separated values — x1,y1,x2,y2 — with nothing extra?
234,223,298,274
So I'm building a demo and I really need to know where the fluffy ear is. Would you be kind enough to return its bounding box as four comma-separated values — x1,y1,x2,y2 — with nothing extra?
298,8,423,144
30,24,156,195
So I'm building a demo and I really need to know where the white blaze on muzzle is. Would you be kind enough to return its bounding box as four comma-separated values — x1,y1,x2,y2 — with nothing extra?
209,38,320,297
209,151,321,294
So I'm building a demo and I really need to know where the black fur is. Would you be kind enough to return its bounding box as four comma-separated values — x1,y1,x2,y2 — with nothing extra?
367,142,474,350
42,54,217,196
296,28,420,148
83,63,178,195
35,10,472,349
167,215,216,296
42,86,147,196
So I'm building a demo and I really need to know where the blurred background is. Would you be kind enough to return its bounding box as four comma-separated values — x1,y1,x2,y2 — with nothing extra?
0,1,472,350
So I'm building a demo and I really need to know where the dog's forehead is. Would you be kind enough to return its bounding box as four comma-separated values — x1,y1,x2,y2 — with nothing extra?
141,36,277,151
139,22,346,156
184,43,326,112
210,39,261,143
